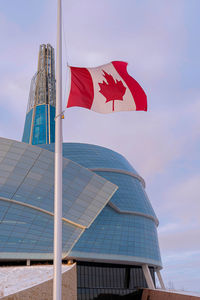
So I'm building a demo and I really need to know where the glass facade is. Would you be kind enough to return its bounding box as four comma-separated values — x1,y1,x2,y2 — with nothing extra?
0,136,162,266
42,143,139,175
0,137,117,259
22,105,55,145
41,142,162,268
0,199,82,259
94,171,156,217
22,109,33,143
70,206,160,265
50,105,55,143
32,105,47,145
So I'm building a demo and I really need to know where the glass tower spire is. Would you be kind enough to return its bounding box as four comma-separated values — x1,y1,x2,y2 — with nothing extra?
22,44,56,145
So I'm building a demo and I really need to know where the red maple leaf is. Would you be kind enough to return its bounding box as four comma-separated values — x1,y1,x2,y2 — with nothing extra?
98,70,126,111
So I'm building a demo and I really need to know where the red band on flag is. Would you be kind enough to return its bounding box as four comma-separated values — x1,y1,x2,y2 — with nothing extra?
67,67,94,109
112,61,147,111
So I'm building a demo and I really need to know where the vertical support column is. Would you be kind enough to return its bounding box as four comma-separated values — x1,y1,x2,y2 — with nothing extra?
142,264,155,290
156,270,166,290
26,259,31,266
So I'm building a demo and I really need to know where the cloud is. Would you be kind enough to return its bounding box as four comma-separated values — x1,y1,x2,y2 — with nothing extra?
0,3,57,140
63,0,186,89
63,107,185,181
157,173,200,291
163,175,200,224
159,226,200,253
161,250,200,292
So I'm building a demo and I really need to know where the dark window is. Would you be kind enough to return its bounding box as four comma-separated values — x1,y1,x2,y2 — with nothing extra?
76,261,155,300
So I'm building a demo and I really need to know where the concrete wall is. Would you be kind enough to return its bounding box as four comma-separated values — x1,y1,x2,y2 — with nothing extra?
1,264,77,300
142,289,200,300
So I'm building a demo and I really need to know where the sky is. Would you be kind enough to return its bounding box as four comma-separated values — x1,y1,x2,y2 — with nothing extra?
0,0,200,293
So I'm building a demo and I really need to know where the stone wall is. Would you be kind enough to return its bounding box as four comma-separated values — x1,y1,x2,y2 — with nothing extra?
1,264,77,300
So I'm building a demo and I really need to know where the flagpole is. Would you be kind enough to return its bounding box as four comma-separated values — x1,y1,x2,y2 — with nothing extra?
53,0,62,299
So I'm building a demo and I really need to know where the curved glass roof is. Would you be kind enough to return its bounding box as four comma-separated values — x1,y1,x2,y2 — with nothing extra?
0,137,117,259
40,143,139,175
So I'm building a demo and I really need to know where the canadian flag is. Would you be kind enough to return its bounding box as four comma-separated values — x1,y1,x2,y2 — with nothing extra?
67,61,147,113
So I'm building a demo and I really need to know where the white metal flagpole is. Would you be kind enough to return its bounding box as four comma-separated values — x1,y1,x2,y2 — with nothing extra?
53,0,63,299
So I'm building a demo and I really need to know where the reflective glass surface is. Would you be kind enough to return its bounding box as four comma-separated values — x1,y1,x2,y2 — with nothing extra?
41,142,161,266
41,143,139,175
0,138,116,226
0,137,116,259
22,109,33,143
0,137,162,266
50,105,55,143
32,105,47,145
0,199,82,258
22,105,55,145
70,206,161,264
95,171,156,217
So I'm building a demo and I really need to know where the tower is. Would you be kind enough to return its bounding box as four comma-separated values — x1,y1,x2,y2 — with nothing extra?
22,44,56,145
